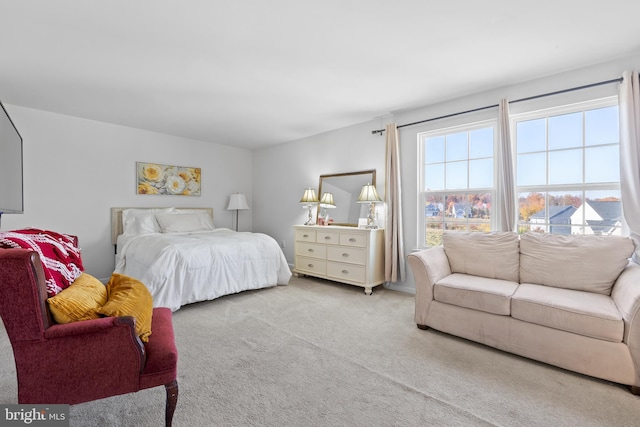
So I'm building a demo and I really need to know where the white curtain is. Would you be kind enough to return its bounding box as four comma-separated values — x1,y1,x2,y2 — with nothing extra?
496,99,516,231
384,123,405,282
619,71,640,258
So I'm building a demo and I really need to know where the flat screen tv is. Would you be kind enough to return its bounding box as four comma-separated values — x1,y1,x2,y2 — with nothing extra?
0,99,23,214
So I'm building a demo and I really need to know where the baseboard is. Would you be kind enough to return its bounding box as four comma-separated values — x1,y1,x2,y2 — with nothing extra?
384,281,415,294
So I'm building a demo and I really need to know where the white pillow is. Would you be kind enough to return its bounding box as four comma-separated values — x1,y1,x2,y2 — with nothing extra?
122,208,175,235
156,212,215,233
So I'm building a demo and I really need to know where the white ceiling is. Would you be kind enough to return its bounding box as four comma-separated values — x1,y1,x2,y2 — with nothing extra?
1,1,639,150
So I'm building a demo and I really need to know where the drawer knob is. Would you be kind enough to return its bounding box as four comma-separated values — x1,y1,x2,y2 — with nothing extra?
303,234,309,238
307,249,314,253
349,238,356,242
342,253,349,257
325,236,331,240
341,269,349,274
308,264,314,268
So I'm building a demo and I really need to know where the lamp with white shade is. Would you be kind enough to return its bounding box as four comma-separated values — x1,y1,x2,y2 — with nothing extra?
356,183,382,228
319,192,336,225
226,193,249,231
299,187,319,225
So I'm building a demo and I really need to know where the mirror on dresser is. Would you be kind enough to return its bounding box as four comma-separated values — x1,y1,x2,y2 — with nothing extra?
316,169,376,227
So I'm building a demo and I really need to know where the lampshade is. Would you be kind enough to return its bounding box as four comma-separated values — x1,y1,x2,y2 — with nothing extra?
299,188,319,204
226,193,249,211
357,183,382,203
319,192,336,208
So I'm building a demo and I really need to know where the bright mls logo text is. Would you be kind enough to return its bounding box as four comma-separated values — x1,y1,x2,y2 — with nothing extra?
1,405,69,426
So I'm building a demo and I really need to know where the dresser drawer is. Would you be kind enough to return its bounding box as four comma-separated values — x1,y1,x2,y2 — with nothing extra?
327,246,366,265
327,262,366,284
296,256,326,276
293,225,384,295
316,229,340,245
295,229,317,242
295,242,326,259
339,233,366,247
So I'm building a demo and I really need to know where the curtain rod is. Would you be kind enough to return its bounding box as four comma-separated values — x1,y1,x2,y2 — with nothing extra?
371,76,624,135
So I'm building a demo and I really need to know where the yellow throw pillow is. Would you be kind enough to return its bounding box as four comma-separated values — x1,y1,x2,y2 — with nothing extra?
47,273,108,324
97,273,153,342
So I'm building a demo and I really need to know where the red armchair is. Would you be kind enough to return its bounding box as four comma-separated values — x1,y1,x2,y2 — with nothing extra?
0,249,179,426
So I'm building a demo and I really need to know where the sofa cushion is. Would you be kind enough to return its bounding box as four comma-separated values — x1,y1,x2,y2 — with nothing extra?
519,232,634,295
512,283,623,342
443,232,520,282
434,273,519,315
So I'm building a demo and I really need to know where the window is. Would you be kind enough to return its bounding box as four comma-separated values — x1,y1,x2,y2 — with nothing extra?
514,98,621,236
418,121,496,247
417,96,622,248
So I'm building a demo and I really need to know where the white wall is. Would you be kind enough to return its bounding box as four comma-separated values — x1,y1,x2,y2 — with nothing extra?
252,120,386,264
253,53,640,294
4,53,640,292
1,106,252,281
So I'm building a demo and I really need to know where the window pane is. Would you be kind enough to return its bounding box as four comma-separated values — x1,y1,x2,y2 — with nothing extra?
425,164,444,191
549,112,582,150
425,195,444,219
518,192,546,221
585,106,619,146
444,194,469,218
517,152,546,186
518,192,547,233
425,221,444,247
469,127,493,159
425,136,445,164
446,161,468,189
549,149,582,185
446,132,467,161
444,221,468,231
469,158,493,188
583,190,622,236
585,146,620,183
468,193,491,221
443,193,469,232
548,191,582,235
517,119,546,153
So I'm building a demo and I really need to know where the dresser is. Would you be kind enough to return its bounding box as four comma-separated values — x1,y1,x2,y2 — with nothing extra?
293,225,385,294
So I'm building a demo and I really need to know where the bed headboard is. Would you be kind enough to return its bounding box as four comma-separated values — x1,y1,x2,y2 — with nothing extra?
110,207,214,245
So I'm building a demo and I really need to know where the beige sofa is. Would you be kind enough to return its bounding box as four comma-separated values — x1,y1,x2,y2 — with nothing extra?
407,231,640,393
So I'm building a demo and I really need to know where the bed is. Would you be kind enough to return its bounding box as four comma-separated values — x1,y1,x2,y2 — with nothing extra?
111,207,291,311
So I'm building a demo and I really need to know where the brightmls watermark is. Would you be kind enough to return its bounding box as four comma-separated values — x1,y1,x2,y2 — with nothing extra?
0,405,69,426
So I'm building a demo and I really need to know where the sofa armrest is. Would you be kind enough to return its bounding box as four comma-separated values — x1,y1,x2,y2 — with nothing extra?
407,247,452,326
611,262,640,368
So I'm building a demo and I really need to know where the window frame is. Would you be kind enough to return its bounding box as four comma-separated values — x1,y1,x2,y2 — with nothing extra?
511,96,621,236
417,119,498,248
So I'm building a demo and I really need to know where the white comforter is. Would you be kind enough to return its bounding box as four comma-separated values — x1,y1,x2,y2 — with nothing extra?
114,229,291,311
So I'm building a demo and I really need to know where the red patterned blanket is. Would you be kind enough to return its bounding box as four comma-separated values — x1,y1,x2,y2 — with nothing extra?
0,228,84,297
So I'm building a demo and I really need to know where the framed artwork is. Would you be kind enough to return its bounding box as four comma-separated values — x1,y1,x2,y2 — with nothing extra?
136,162,201,196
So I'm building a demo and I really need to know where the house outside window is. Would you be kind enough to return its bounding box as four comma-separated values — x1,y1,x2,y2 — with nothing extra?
418,121,496,247
514,98,621,236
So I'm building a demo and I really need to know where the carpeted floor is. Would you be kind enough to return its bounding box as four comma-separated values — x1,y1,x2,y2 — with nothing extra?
2,276,640,426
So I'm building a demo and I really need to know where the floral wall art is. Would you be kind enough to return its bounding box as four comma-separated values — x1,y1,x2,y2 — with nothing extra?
137,162,201,196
